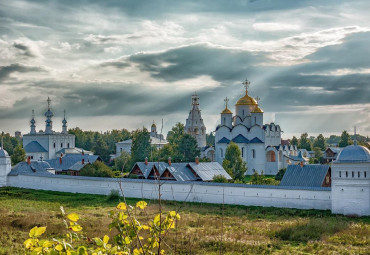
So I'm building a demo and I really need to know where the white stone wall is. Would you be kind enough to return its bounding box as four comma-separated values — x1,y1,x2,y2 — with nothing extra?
0,157,11,187
331,162,370,216
7,174,331,211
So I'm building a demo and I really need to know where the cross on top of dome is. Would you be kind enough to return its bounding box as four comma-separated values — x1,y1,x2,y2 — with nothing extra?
242,79,251,92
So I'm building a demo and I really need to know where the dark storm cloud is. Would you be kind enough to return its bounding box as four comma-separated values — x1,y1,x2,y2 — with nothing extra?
0,63,45,82
129,44,266,83
100,61,130,69
13,42,35,58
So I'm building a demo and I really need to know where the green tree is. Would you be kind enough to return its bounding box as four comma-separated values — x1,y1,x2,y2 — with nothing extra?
313,147,323,162
313,134,326,150
79,161,114,177
339,130,351,147
206,132,215,146
131,128,151,163
222,142,246,180
166,122,185,145
92,137,110,162
275,168,286,181
299,133,312,151
291,136,299,146
11,145,26,165
113,151,132,172
156,144,174,162
177,134,200,162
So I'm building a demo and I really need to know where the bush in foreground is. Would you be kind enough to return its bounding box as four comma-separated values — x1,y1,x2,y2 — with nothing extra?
24,201,180,254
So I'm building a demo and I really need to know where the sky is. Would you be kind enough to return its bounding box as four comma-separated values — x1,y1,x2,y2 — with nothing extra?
0,0,369,138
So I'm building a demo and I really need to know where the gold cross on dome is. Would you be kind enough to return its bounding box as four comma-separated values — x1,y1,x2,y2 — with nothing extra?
242,79,251,91
224,97,229,108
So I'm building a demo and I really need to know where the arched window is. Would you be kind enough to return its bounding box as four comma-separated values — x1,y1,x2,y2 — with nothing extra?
339,171,341,178
241,147,244,158
252,149,256,158
352,171,354,178
346,171,348,178
220,148,224,158
61,143,63,148
254,116,256,123
266,151,276,162
67,143,70,148
223,117,226,124
53,142,56,148
242,110,245,117
358,172,360,178
365,172,367,178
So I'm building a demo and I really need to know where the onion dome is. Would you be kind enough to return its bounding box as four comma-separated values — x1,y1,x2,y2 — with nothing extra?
236,86,258,106
221,107,232,114
336,145,370,163
0,148,9,158
151,122,156,128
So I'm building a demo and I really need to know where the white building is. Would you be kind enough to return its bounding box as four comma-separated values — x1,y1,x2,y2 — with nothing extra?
115,122,168,158
0,142,11,187
185,93,206,148
331,142,370,216
23,98,76,161
215,80,298,175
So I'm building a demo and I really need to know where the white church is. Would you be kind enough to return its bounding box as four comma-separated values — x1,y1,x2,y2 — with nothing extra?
215,80,299,175
23,97,92,161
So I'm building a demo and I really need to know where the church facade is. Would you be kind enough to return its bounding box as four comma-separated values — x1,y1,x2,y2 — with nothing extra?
22,98,90,161
215,80,298,175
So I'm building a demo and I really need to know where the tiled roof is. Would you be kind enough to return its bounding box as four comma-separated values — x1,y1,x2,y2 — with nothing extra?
250,137,263,143
167,163,197,181
134,162,157,178
9,161,54,176
232,134,249,143
280,164,330,187
188,162,232,181
46,154,100,171
217,137,230,144
24,141,47,153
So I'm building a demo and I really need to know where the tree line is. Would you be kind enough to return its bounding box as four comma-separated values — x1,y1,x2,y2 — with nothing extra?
290,131,369,151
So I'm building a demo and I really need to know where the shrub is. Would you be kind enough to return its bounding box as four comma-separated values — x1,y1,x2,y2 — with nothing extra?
107,189,120,201
79,161,114,177
24,201,180,254
212,174,228,183
275,168,286,181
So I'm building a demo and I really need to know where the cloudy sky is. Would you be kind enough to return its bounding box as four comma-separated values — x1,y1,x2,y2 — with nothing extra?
0,0,369,138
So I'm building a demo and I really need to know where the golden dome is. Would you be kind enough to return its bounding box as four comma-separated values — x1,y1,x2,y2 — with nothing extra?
221,107,232,114
251,106,264,113
236,91,258,106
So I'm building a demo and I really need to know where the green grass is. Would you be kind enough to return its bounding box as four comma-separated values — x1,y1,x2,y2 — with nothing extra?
0,187,369,254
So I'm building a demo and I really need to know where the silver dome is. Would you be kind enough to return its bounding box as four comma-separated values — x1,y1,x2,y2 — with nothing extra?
0,148,9,158
335,145,370,163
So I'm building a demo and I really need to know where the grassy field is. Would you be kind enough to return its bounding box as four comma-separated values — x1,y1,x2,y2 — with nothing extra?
0,187,369,254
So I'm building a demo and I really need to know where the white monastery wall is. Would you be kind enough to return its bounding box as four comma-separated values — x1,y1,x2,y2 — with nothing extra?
7,174,331,211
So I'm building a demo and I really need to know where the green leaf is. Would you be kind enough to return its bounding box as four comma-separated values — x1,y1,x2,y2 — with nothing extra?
94,237,103,247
